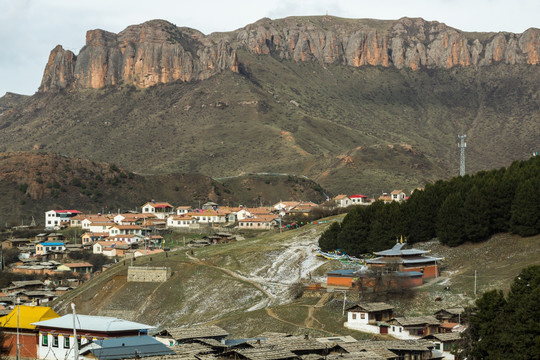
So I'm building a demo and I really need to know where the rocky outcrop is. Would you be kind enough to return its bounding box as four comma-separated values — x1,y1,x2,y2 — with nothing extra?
40,20,238,91
40,17,540,92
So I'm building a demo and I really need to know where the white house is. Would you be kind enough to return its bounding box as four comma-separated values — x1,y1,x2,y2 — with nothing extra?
44,210,82,229
386,316,441,340
190,210,228,224
32,314,155,360
422,332,461,360
167,215,197,229
176,206,192,215
141,202,174,219
344,302,394,335
349,194,368,205
334,194,351,208
391,190,407,202
107,225,143,236
106,234,144,244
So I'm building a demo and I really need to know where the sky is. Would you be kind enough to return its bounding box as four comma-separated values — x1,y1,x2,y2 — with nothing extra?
1,0,539,96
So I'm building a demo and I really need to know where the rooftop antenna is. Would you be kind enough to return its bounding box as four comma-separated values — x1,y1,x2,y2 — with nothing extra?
458,134,467,176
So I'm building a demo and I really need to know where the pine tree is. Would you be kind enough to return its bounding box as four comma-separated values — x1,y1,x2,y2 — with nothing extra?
510,177,540,236
436,192,466,246
462,186,490,242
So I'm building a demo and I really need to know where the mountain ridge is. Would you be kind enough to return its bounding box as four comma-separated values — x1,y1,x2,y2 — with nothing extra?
40,16,540,91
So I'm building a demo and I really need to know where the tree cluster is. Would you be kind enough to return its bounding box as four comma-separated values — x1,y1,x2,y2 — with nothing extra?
457,265,540,360
319,156,540,255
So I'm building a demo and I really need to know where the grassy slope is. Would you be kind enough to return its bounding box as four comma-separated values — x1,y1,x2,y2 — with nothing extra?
1,58,538,195
52,217,540,338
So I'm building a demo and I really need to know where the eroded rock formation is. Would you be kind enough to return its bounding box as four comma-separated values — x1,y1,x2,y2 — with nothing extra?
40,17,540,92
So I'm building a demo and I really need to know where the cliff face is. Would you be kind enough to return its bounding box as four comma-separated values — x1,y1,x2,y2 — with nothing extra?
40,17,540,92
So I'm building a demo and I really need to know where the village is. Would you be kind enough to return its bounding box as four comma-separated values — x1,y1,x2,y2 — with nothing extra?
0,190,467,360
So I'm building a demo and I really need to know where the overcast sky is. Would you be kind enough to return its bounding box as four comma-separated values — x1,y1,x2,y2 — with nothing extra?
1,0,539,96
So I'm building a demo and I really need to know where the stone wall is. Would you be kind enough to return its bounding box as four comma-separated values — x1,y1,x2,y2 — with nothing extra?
127,266,171,282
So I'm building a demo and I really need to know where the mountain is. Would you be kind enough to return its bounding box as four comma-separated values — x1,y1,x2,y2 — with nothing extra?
1,17,539,195
0,152,325,226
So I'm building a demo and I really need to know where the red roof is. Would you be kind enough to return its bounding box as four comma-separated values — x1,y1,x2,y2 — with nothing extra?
53,210,82,214
349,194,367,198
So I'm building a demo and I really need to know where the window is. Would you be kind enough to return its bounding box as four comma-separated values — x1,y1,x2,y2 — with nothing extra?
42,334,48,346
443,343,451,351
52,335,59,347
64,336,70,348
352,313,356,320
360,313,365,319
435,343,440,350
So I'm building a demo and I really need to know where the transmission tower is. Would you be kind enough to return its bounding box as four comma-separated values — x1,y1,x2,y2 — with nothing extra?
458,134,467,176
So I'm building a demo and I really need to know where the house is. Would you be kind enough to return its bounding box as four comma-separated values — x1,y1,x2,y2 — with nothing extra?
188,210,228,225
32,314,156,360
386,316,441,340
155,325,229,345
1,238,32,249
345,303,395,335
349,194,368,205
338,340,436,360
79,335,175,360
167,215,197,229
44,209,82,229
106,234,144,244
141,202,174,219
334,194,351,208
434,308,464,325
176,206,192,215
238,216,279,230
366,241,442,279
113,213,156,226
326,269,359,288
107,225,143,236
35,241,66,255
81,232,109,245
80,215,113,230
58,262,94,274
391,190,407,202
0,305,59,359
93,241,130,257
286,203,318,217
46,233,65,242
273,201,301,213
69,214,88,227
201,201,219,210
378,193,393,203
422,332,461,360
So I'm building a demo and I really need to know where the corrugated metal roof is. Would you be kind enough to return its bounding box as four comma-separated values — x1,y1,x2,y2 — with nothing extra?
0,305,59,330
32,314,155,332
80,335,174,360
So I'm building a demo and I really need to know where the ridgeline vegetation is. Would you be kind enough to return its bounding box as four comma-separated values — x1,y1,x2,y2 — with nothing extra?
319,156,540,255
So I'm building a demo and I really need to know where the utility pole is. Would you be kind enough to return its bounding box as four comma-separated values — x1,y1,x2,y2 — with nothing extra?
458,134,467,176
16,298,20,360
72,303,78,360
474,269,477,296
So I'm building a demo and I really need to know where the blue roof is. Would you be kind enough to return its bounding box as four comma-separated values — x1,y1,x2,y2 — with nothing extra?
80,336,174,360
397,271,424,277
39,242,65,246
327,269,357,276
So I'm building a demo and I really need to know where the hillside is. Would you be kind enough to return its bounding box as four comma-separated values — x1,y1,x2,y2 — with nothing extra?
1,17,539,194
51,220,540,337
0,152,325,226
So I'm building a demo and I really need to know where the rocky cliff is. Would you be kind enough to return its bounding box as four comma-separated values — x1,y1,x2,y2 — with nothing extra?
40,16,540,92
